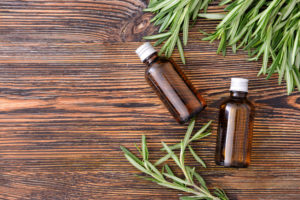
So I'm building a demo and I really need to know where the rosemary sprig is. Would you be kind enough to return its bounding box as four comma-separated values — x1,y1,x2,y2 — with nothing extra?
143,0,212,64
200,0,300,94
121,119,229,200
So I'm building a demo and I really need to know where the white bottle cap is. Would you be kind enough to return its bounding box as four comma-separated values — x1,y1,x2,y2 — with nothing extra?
136,42,157,62
230,78,249,92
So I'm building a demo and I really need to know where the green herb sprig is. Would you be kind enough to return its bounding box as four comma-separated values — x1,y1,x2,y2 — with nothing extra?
121,119,229,200
200,0,300,94
143,0,212,64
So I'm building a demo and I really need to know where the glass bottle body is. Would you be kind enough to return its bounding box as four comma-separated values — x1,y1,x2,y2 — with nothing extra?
144,53,206,124
215,91,255,168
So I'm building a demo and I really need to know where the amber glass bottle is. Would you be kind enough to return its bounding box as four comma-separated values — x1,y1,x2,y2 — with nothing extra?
215,78,255,168
136,43,206,124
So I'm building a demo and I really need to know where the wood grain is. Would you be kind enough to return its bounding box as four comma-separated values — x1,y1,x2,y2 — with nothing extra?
0,0,299,200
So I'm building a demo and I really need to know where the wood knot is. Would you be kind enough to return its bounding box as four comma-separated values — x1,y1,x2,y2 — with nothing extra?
132,13,153,34
287,94,300,110
120,12,156,42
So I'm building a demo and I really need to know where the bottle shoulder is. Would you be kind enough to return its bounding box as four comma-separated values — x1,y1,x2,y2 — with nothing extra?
220,97,254,110
245,98,255,109
145,57,173,73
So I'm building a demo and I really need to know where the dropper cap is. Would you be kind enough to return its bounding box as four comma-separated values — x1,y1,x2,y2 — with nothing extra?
136,42,157,62
230,78,249,92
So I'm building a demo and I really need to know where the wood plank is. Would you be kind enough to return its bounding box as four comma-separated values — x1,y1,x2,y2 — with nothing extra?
0,0,299,200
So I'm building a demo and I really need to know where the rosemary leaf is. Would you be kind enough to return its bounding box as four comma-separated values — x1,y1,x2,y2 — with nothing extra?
192,132,212,141
180,196,207,200
214,188,229,200
143,32,172,40
135,175,160,183
144,0,174,12
157,182,196,194
134,143,142,156
184,117,196,146
177,38,186,64
121,146,144,166
190,120,212,141
193,171,208,192
198,13,226,20
161,0,180,12
188,145,207,168
124,154,149,174
145,160,164,180
162,142,182,167
160,143,181,151
142,135,148,161
164,164,175,176
155,153,172,166
164,164,185,186
163,173,191,185
183,6,190,46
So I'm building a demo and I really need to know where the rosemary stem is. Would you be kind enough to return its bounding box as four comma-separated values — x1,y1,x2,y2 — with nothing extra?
192,184,218,200
122,119,229,199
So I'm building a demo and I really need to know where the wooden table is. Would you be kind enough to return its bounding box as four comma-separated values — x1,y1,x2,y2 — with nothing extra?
0,1,299,200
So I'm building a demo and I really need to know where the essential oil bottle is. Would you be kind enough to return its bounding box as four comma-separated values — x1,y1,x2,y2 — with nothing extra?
136,43,206,124
215,78,255,168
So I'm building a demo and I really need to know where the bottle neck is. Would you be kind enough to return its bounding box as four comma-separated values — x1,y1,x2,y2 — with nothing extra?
230,91,248,99
143,52,158,66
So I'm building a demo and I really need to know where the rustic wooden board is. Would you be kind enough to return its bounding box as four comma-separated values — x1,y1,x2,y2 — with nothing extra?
0,1,300,200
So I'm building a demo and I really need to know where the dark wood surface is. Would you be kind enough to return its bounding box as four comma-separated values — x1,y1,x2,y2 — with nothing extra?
0,1,300,200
